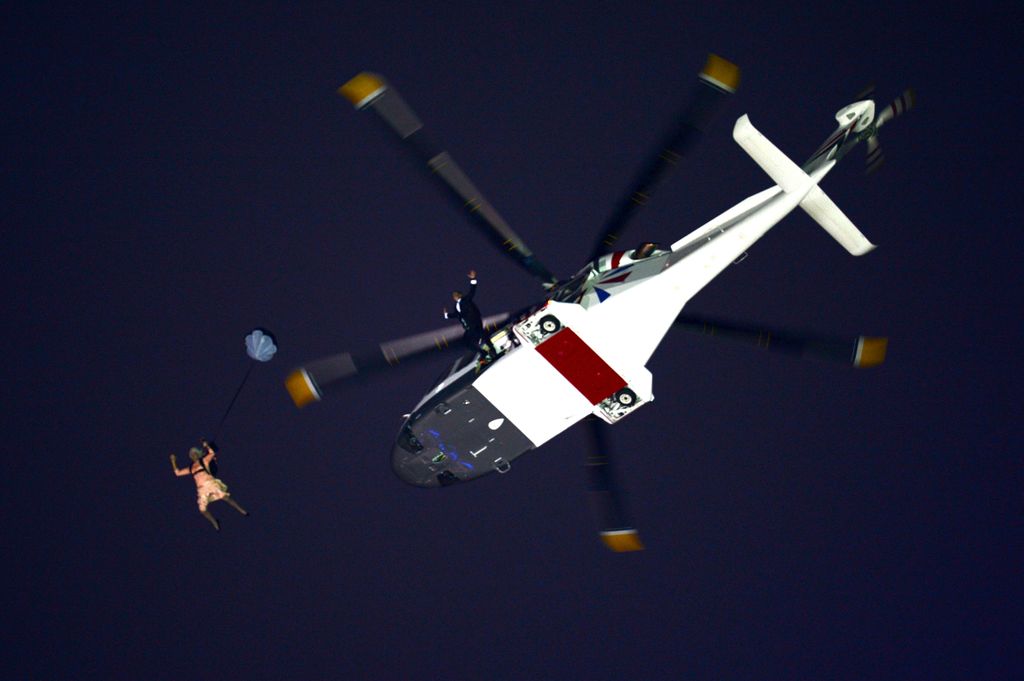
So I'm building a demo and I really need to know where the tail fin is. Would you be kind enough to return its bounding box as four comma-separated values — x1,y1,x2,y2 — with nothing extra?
733,115,875,256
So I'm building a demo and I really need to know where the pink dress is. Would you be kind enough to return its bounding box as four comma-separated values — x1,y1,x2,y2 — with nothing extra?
188,455,228,511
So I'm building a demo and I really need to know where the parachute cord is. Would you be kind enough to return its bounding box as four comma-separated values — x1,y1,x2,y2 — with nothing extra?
213,363,254,442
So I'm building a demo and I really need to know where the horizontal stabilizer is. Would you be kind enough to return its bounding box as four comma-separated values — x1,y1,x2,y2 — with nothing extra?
732,114,809,193
734,114,875,255
799,186,875,255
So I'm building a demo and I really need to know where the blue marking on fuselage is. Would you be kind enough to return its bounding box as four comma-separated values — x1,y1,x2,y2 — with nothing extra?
600,264,631,277
595,287,611,302
426,428,461,460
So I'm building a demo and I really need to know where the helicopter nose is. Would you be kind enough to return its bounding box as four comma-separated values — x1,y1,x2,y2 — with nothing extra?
390,426,441,487
390,384,536,487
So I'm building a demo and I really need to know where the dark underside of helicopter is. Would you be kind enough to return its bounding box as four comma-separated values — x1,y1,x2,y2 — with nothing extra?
392,362,534,487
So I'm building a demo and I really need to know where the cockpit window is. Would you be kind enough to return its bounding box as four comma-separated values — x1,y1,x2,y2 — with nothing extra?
632,242,659,259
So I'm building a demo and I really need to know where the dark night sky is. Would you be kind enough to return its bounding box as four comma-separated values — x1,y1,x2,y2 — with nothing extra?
4,2,1020,679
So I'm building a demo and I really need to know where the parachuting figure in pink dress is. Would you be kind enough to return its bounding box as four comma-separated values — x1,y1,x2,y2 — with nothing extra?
171,440,248,530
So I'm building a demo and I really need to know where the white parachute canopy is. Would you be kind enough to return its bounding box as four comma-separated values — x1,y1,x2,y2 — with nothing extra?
245,329,277,362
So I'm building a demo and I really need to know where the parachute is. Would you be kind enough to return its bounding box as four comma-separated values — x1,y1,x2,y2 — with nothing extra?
213,328,278,440
245,329,277,362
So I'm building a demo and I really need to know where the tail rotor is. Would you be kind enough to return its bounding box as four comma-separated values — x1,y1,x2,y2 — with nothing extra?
865,87,916,174
876,88,916,128
865,133,885,174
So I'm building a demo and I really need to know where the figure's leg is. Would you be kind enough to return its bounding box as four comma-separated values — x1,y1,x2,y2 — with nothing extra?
464,330,493,361
200,510,220,530
223,496,249,516
472,326,496,360
480,337,496,359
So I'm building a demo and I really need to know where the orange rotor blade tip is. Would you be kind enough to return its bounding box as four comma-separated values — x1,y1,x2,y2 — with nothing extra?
855,337,888,368
285,369,321,408
600,529,645,552
338,72,386,108
700,54,741,93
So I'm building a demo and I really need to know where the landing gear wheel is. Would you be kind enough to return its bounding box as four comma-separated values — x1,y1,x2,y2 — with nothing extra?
538,315,561,335
614,388,637,407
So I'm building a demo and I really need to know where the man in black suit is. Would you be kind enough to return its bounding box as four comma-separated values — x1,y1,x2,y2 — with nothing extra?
444,269,494,359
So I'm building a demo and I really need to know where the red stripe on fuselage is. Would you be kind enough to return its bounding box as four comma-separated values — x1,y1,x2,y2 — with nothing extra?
610,251,624,269
535,328,627,405
810,124,852,161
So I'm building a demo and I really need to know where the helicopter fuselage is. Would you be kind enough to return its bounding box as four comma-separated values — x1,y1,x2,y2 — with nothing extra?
390,118,854,487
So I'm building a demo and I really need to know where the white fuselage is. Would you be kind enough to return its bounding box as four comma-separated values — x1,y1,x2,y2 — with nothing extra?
472,159,835,449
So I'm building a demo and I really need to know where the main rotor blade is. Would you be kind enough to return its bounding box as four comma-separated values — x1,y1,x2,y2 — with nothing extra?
587,54,740,262
675,314,887,368
286,313,509,407
584,419,644,552
339,74,559,288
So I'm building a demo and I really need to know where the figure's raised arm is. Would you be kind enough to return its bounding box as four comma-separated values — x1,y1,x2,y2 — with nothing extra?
170,454,191,477
200,441,217,468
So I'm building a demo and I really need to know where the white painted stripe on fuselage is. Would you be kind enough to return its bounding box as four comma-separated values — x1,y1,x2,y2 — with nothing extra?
473,342,595,447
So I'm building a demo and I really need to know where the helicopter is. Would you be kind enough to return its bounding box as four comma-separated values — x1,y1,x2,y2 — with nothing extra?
285,55,914,551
